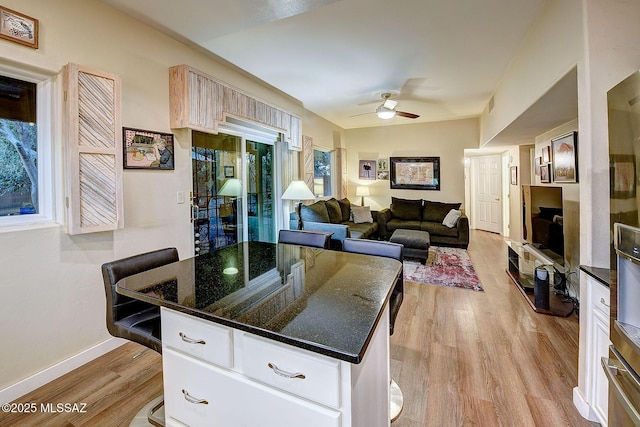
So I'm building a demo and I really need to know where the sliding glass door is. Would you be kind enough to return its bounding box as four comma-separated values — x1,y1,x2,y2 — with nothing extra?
192,127,277,255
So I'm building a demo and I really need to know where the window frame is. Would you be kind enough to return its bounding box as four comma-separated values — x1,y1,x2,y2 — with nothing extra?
0,61,58,230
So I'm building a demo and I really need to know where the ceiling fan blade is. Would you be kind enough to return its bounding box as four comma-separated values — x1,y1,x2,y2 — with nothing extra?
383,99,398,110
349,111,375,117
395,111,420,119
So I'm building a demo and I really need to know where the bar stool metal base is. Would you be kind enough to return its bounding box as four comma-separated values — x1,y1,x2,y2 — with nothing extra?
129,395,164,427
390,379,404,422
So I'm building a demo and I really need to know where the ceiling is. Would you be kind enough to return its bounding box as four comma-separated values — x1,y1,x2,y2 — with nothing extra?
99,0,576,140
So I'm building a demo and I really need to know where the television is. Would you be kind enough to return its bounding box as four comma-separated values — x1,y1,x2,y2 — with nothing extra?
522,185,564,267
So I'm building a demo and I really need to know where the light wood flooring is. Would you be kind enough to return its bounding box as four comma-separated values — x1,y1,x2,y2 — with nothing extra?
0,230,597,427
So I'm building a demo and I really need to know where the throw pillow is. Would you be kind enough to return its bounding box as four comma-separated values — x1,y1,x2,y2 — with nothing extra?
300,201,330,223
442,209,462,228
390,197,422,220
325,198,343,224
337,198,352,222
351,205,373,224
423,200,461,223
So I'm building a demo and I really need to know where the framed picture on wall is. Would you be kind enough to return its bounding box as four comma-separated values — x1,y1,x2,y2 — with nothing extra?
534,157,542,176
359,160,376,180
0,6,38,49
389,157,440,190
377,158,389,171
123,127,175,170
542,146,551,163
551,131,578,183
510,166,518,185
540,163,551,183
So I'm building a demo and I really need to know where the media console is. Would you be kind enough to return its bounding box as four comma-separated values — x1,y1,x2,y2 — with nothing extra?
506,241,574,317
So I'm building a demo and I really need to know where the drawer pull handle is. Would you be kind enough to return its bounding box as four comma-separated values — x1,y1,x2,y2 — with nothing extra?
179,332,206,345
268,362,306,380
182,389,208,405
600,297,610,308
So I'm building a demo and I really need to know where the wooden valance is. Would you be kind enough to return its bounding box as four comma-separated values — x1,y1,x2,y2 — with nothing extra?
169,65,302,150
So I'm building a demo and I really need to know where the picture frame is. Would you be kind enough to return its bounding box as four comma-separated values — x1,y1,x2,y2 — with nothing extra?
0,6,38,49
377,171,389,180
542,146,551,163
540,163,551,183
123,127,175,170
510,166,518,185
610,154,636,199
551,131,578,183
390,157,440,190
534,157,542,176
224,165,235,178
359,160,376,180
377,158,389,171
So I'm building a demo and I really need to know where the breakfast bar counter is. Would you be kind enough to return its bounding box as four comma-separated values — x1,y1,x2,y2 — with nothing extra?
117,241,401,427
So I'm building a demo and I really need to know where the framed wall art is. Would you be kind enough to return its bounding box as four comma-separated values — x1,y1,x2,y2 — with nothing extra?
0,6,38,49
510,166,518,185
390,157,440,190
224,165,235,177
359,160,376,180
377,158,389,171
542,146,551,163
123,127,175,170
610,154,636,199
551,131,578,183
540,163,551,183
534,157,542,176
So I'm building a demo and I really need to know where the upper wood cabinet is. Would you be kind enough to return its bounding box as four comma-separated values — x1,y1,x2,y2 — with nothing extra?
169,65,302,150
62,63,123,235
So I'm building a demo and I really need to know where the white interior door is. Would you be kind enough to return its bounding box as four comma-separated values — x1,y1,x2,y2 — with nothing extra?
472,155,503,233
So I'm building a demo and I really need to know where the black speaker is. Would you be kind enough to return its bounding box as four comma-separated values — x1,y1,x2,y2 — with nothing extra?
534,267,550,310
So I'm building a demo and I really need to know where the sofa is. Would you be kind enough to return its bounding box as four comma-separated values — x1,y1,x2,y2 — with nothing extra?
289,198,378,249
378,197,469,248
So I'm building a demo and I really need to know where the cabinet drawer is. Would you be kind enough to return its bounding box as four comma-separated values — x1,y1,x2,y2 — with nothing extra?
240,333,342,409
162,307,233,368
164,349,341,427
590,277,611,317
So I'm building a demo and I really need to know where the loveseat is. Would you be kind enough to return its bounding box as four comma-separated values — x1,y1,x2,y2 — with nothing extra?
378,197,469,248
289,198,378,249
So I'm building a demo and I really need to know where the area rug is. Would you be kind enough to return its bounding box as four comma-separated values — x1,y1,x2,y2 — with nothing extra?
403,246,484,292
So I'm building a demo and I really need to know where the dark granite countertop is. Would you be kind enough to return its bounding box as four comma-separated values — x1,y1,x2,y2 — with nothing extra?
580,265,611,288
117,241,402,364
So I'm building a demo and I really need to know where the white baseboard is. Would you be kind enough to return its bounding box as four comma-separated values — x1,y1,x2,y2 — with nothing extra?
0,338,125,405
573,386,598,422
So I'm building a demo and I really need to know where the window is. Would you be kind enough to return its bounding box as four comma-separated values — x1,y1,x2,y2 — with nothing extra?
0,75,37,217
0,64,55,228
313,148,334,197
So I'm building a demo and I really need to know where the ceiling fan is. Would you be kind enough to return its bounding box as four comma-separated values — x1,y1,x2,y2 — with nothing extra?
359,93,420,120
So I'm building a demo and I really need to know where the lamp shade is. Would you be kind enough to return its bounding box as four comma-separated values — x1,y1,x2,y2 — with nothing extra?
218,178,242,197
355,186,370,197
281,180,315,201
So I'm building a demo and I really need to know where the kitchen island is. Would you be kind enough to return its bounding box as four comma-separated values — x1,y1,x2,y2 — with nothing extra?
117,241,402,427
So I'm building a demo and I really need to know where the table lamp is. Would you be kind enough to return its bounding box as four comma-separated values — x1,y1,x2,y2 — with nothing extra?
218,178,242,242
282,180,315,230
355,186,370,206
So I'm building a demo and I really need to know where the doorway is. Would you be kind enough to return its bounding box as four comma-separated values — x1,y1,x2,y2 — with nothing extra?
470,154,503,234
191,128,278,255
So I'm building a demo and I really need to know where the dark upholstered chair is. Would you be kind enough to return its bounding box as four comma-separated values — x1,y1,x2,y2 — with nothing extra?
342,238,404,335
101,247,179,354
278,229,331,249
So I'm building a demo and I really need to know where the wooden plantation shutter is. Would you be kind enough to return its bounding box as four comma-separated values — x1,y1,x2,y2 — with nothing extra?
63,63,123,234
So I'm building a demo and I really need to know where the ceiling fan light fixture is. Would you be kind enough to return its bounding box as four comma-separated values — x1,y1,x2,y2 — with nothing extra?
376,105,395,119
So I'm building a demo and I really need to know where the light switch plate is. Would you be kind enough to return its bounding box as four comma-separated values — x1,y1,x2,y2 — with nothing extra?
176,191,185,204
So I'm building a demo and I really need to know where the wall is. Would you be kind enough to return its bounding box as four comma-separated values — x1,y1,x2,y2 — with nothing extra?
344,118,479,210
0,0,339,399
480,0,583,145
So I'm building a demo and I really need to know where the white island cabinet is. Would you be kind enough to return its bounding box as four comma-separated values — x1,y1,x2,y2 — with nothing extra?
161,307,390,427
